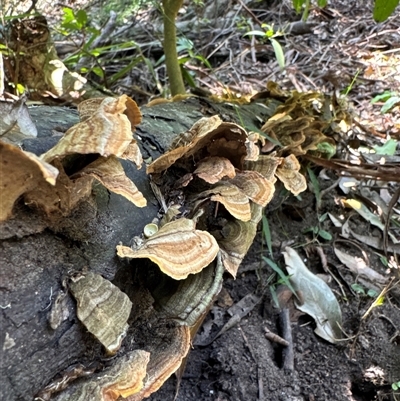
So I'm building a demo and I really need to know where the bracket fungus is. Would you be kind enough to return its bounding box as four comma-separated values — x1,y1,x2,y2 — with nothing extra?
117,218,219,280
69,272,132,354
42,95,142,162
0,141,59,221
275,154,307,196
152,253,225,326
147,115,248,174
194,156,236,184
53,350,150,401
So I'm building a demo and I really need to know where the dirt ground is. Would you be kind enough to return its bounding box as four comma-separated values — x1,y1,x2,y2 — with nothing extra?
146,182,400,401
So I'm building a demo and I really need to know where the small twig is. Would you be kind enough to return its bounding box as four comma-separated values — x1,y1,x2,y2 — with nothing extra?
319,178,340,203
279,308,294,371
362,278,394,320
383,185,400,256
236,0,263,26
264,327,289,347
238,325,257,362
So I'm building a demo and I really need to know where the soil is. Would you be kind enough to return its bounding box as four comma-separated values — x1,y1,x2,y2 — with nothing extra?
148,186,400,401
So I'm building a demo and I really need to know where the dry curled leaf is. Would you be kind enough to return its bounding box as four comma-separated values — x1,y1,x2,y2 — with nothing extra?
275,154,307,196
54,350,149,401
283,247,342,343
334,247,388,285
117,218,219,280
69,272,132,354
78,156,146,207
194,156,236,184
0,96,37,143
0,141,59,221
42,95,142,163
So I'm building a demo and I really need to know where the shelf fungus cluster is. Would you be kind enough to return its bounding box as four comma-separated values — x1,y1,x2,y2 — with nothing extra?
0,95,146,222
104,114,309,400
10,94,317,401
123,115,307,280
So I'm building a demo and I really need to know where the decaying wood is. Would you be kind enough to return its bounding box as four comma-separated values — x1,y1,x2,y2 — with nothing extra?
0,96,276,401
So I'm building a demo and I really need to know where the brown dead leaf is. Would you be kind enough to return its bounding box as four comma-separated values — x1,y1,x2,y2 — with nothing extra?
275,154,307,196
194,156,236,184
334,247,388,285
117,218,219,280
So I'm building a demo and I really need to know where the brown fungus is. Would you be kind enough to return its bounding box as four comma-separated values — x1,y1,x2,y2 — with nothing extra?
0,141,59,221
69,272,132,354
117,218,219,280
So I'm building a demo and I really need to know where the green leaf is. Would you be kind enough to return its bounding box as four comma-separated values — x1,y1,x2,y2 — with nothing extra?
307,167,321,207
317,0,327,6
371,91,395,104
373,138,397,155
62,7,75,24
373,0,399,22
381,96,400,113
270,38,285,70
319,212,328,222
303,226,318,235
392,381,400,391
194,55,212,69
351,283,366,295
263,256,299,298
292,0,305,13
316,141,336,158
181,66,196,88
109,57,143,85
269,285,280,308
367,289,378,298
16,83,25,95
91,66,104,78
262,215,273,258
318,229,332,241
75,10,87,27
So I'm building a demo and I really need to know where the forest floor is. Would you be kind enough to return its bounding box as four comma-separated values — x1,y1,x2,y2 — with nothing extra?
11,0,400,400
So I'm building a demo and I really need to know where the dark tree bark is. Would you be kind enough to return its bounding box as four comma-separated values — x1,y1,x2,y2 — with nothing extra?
0,97,276,401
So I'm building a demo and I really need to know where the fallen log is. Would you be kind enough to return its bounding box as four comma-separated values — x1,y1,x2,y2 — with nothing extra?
0,95,278,401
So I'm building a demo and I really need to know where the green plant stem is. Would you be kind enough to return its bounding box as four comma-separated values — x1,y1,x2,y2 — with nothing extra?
162,0,185,96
